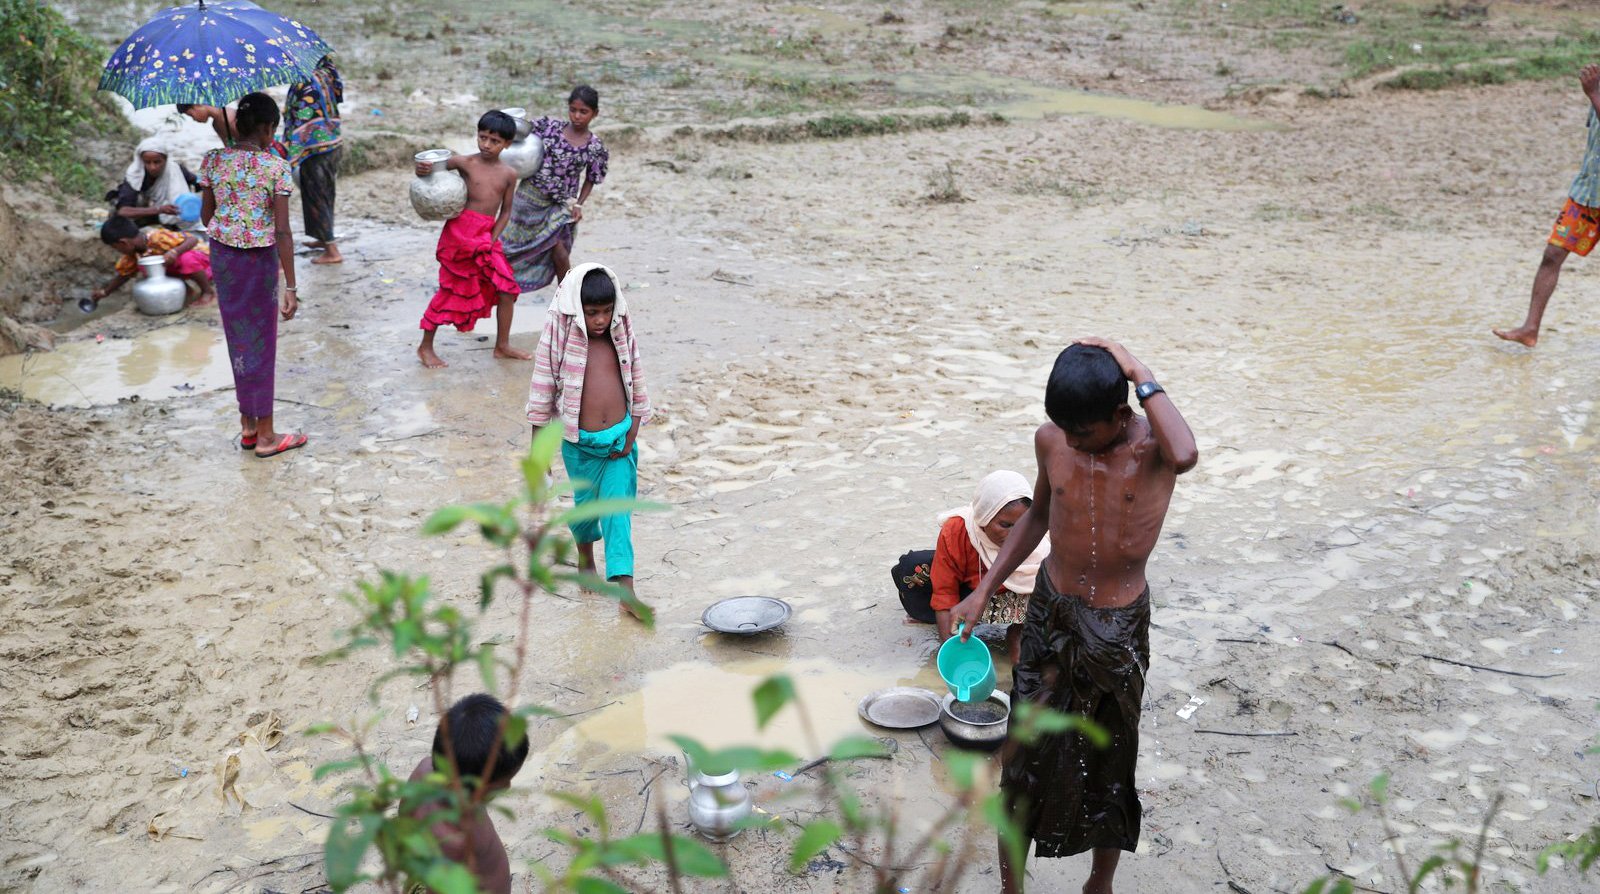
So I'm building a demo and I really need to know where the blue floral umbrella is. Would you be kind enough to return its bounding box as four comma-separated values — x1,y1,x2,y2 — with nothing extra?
99,0,333,109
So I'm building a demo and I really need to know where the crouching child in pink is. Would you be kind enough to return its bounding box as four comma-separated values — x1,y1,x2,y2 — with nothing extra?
91,216,215,310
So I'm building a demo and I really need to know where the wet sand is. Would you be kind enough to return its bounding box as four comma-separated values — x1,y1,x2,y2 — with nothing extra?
5,2,1600,892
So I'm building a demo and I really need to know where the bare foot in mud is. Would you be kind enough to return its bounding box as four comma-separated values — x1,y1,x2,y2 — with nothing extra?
615,576,644,620
494,344,533,361
311,244,344,265
417,345,448,368
194,290,217,306
1492,325,1539,347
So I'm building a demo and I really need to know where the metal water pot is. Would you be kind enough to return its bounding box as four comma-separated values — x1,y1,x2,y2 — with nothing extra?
131,255,187,315
409,149,466,221
686,767,752,842
496,108,544,181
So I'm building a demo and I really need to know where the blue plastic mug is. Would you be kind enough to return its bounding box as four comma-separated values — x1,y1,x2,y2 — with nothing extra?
937,622,996,703
175,192,201,223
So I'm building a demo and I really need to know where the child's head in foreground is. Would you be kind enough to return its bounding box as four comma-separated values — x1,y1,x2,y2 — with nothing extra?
1045,344,1131,453
580,267,617,336
432,693,528,793
476,110,517,155
100,216,144,253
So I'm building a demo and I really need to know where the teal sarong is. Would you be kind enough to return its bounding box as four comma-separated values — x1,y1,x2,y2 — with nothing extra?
561,417,637,579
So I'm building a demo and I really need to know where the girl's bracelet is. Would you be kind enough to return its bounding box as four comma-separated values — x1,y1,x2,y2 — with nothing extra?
284,286,298,292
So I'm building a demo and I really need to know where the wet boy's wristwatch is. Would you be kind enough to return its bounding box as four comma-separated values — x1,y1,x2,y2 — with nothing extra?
1135,381,1165,404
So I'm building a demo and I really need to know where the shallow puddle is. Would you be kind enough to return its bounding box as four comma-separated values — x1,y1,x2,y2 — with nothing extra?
0,324,231,408
562,658,946,759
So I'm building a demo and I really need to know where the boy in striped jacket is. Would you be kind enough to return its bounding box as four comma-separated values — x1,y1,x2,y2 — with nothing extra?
526,263,652,615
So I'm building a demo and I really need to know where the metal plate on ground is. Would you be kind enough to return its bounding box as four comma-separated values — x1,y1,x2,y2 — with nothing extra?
701,596,792,634
857,687,943,729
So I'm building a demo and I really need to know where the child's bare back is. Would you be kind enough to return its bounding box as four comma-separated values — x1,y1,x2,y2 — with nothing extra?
1036,413,1178,608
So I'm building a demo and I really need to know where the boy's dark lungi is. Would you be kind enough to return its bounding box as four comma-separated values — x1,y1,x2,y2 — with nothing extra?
1001,566,1149,857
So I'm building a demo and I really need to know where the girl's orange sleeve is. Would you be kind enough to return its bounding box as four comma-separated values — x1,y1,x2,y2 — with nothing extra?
929,516,978,612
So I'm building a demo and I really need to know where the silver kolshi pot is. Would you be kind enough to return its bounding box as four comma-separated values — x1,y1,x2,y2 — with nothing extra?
496,108,544,181
131,255,187,315
409,149,467,221
685,766,753,842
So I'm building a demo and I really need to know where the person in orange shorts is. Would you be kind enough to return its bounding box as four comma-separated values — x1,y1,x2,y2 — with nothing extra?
1494,64,1600,347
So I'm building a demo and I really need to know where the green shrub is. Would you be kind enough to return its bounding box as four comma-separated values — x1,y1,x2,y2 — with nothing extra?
0,0,127,198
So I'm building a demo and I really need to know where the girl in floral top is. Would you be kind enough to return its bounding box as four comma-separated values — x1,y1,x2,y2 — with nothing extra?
198,92,306,459
501,85,610,294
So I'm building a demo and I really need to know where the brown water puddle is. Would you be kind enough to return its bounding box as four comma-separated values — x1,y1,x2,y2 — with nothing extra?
546,658,946,761
0,324,232,408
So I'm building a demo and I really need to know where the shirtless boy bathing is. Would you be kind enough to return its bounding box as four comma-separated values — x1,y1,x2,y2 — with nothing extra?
951,339,1197,894
414,110,532,368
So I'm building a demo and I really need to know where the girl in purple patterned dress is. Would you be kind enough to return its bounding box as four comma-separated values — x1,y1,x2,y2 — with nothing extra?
501,86,609,294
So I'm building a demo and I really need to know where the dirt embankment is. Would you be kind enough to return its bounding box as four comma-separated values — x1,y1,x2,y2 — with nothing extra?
0,186,104,354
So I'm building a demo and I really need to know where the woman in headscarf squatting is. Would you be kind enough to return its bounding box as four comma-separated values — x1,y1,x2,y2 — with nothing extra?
892,470,1049,662
108,136,201,232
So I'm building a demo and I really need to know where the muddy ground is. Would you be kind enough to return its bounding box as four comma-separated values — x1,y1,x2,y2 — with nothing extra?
3,1,1600,892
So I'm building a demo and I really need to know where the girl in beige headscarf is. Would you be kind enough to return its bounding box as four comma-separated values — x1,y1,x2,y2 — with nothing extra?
891,470,1048,662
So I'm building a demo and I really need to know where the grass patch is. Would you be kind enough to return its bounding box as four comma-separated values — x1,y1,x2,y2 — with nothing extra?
924,162,968,203
340,132,429,176
0,0,130,200
742,72,861,102
1171,0,1600,91
701,110,999,143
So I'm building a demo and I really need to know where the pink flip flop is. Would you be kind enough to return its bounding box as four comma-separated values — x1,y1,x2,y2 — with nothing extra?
254,432,307,458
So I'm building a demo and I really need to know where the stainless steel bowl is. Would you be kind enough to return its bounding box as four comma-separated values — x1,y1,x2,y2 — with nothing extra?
938,691,1010,750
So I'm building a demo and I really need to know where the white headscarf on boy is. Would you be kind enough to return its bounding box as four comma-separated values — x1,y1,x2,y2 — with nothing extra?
123,136,193,229
937,470,1048,595
548,262,627,318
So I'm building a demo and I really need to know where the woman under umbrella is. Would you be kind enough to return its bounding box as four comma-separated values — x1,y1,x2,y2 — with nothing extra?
283,55,343,264
198,92,306,458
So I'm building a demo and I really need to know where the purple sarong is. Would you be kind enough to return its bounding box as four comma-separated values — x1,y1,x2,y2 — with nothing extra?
212,242,279,417
500,182,574,294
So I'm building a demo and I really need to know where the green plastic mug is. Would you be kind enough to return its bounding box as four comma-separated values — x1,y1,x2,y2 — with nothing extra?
937,622,996,703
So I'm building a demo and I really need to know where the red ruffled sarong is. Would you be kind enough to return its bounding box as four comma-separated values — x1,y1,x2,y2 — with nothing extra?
420,209,520,332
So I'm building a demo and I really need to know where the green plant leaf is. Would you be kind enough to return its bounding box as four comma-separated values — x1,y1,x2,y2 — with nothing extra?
789,820,843,872
324,815,380,889
421,505,470,535
1369,772,1390,805
602,833,727,877
982,791,1026,876
1008,702,1110,748
828,735,890,761
573,878,629,894
667,735,798,775
422,861,481,894
753,675,796,730
944,750,983,791
526,424,564,478
479,564,516,609
313,757,370,781
1411,854,1449,884
552,498,669,528
502,712,528,751
477,643,497,691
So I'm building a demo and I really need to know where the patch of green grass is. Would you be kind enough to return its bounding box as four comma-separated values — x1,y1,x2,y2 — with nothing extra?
0,0,130,200
702,110,998,144
1172,0,1600,91
742,72,860,102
